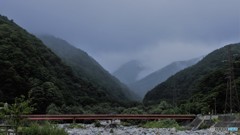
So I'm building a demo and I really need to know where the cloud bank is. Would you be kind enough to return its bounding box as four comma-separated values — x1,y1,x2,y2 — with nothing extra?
0,0,239,74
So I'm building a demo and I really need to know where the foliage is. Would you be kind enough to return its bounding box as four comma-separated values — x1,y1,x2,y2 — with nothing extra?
0,102,4,119
61,104,84,114
38,35,137,101
1,95,34,134
121,121,133,127
66,123,85,129
146,101,181,114
46,103,62,114
122,107,144,114
94,121,102,127
0,15,139,113
212,118,220,123
21,122,68,135
144,43,240,114
141,119,183,130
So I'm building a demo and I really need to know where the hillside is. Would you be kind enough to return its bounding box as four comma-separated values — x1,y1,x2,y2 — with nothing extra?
129,58,200,99
38,35,136,101
143,43,240,113
0,15,131,113
113,60,144,85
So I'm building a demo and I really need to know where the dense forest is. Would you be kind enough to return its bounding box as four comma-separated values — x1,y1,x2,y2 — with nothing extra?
0,15,136,114
144,43,240,114
38,35,136,101
1,14,240,115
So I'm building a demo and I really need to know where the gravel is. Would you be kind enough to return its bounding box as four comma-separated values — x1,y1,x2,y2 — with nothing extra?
59,123,228,135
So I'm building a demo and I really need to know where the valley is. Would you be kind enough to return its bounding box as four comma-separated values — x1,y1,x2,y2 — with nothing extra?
0,0,239,134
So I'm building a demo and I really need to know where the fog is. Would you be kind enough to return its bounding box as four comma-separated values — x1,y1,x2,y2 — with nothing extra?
0,0,239,76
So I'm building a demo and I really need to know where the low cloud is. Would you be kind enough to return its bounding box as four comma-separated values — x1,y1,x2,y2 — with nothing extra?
94,41,226,78
136,41,222,78
0,0,239,75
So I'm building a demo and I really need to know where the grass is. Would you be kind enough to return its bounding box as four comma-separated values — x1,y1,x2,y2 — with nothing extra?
94,121,103,127
141,119,184,130
212,118,220,123
21,122,68,135
66,123,85,129
120,121,132,127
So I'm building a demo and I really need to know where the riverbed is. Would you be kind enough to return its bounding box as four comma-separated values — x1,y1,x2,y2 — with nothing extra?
59,124,227,135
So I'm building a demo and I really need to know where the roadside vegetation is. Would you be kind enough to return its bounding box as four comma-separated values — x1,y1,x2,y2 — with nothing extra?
21,122,68,135
0,95,188,134
0,95,68,135
141,119,184,130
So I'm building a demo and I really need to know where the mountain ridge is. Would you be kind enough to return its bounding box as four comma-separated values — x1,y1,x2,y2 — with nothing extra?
0,15,133,114
143,43,240,114
113,60,144,85
38,35,137,101
129,57,201,99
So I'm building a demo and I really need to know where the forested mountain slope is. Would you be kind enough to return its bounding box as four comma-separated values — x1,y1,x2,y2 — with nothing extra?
0,15,131,113
144,43,240,113
38,35,136,101
129,58,200,99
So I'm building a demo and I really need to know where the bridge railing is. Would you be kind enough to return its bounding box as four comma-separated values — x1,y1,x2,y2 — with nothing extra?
20,114,196,121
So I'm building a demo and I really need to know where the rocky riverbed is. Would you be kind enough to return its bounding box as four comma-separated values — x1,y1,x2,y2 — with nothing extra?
59,123,227,135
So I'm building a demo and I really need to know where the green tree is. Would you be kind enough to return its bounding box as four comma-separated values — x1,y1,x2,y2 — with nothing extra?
2,95,34,134
29,82,64,113
122,107,144,114
46,103,61,114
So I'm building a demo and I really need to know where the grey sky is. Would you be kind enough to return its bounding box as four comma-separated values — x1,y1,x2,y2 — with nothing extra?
0,0,239,76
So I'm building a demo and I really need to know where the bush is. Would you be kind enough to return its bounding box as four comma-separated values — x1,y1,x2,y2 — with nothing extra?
66,123,85,129
141,119,184,130
21,123,68,135
121,119,145,126
94,121,102,127
2,96,35,134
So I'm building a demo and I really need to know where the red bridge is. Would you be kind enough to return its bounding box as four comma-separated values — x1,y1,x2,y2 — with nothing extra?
21,114,196,121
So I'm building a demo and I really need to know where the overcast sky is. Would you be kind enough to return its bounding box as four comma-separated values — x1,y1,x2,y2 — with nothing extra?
0,0,239,77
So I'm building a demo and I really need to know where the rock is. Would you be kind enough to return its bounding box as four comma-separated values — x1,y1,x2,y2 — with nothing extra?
59,123,228,135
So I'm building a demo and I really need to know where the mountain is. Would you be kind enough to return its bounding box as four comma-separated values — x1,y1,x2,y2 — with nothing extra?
0,15,131,113
38,35,137,101
129,58,201,99
113,60,144,85
143,43,240,113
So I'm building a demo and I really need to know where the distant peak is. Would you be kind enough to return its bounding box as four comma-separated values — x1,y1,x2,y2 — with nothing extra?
113,60,145,85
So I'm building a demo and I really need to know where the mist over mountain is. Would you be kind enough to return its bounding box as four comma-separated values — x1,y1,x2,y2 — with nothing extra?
129,57,201,99
38,35,137,101
113,60,144,85
143,43,240,113
0,15,137,114
0,0,239,116
1,0,239,74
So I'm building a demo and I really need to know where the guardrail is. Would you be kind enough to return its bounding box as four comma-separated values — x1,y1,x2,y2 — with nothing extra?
21,114,196,121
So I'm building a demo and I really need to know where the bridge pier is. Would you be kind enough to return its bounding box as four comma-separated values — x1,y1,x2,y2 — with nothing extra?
73,117,76,124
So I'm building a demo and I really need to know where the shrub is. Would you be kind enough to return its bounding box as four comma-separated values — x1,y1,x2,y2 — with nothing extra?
94,121,102,127
21,122,68,135
66,123,85,129
141,119,184,130
2,96,35,134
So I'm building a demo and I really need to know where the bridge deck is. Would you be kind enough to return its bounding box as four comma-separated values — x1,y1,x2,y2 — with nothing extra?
21,114,196,121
